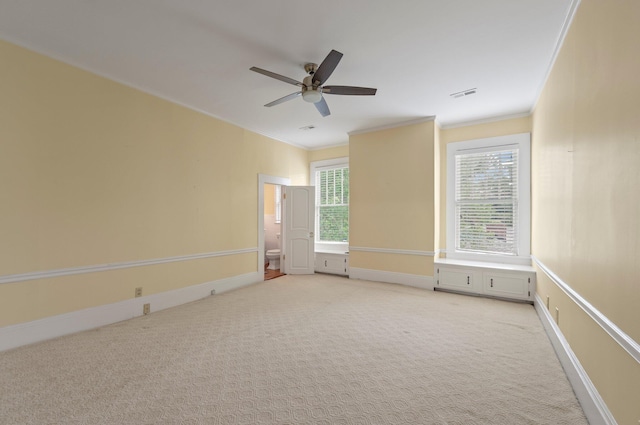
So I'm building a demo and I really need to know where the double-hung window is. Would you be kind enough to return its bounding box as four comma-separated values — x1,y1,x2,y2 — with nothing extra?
446,133,530,264
310,157,349,250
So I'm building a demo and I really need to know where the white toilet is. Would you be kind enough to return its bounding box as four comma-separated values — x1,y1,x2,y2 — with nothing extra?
266,233,281,270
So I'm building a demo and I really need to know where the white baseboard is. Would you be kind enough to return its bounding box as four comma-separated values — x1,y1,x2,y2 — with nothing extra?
0,272,261,352
349,267,434,290
534,294,617,425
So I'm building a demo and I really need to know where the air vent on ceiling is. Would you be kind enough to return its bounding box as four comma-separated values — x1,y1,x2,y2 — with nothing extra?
450,88,477,99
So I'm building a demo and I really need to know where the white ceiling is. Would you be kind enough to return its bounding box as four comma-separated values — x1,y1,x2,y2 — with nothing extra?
0,0,575,150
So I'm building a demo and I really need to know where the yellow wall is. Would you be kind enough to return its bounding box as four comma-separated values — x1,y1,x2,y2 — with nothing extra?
308,145,349,163
531,0,640,423
264,184,275,216
0,40,308,326
438,116,533,253
349,121,436,276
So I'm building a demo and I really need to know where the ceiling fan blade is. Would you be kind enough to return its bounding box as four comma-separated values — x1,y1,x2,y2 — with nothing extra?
265,91,301,107
314,97,331,117
250,67,302,86
312,50,343,86
323,86,377,96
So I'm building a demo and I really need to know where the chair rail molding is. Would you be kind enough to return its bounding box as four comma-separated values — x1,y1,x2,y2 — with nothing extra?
0,248,258,285
532,256,640,364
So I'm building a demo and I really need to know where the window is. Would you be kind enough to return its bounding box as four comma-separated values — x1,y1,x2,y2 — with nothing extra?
447,133,530,264
310,158,349,248
274,185,281,224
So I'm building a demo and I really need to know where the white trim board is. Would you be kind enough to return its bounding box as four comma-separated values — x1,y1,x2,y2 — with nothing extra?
534,294,616,425
532,256,640,364
0,272,262,352
0,248,258,285
349,267,434,291
349,246,436,256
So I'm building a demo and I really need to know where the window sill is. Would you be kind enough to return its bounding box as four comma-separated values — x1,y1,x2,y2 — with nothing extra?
444,249,532,266
315,250,349,255
435,258,534,273
315,242,348,254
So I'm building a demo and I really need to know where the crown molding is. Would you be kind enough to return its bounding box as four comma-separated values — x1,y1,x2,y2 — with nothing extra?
530,0,582,115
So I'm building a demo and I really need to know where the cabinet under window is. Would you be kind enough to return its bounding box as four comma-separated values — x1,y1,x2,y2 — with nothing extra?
435,259,535,303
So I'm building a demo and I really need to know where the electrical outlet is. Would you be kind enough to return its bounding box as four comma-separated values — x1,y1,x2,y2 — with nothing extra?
135,287,142,298
143,303,150,315
211,289,216,296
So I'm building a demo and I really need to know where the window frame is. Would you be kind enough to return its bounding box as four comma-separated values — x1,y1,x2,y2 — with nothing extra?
446,133,531,265
310,157,349,252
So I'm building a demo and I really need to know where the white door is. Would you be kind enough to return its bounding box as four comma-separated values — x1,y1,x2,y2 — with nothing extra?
283,186,315,274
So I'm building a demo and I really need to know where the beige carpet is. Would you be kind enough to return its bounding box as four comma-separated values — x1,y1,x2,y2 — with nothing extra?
0,274,587,424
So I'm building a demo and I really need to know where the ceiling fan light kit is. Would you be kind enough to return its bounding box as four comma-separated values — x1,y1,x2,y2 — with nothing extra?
301,76,323,104
250,49,377,117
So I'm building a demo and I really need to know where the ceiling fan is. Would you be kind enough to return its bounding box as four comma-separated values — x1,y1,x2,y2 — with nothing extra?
250,49,377,117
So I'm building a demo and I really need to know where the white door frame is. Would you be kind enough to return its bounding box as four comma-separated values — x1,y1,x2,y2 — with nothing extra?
258,174,291,279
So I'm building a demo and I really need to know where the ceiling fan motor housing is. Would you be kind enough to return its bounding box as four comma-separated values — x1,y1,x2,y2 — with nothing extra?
302,75,322,103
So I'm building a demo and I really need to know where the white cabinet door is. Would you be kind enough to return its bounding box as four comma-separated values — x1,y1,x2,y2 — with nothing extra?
316,253,348,275
483,271,532,301
438,267,480,293
283,186,315,275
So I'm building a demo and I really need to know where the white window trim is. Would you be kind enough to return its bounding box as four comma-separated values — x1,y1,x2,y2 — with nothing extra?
310,157,349,253
446,133,531,265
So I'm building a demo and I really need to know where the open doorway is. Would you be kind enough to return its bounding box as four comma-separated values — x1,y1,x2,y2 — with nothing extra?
258,174,290,281
263,183,284,280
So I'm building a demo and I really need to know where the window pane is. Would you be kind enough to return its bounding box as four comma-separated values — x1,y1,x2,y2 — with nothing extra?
456,150,518,201
456,202,517,254
319,205,349,242
455,148,519,255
